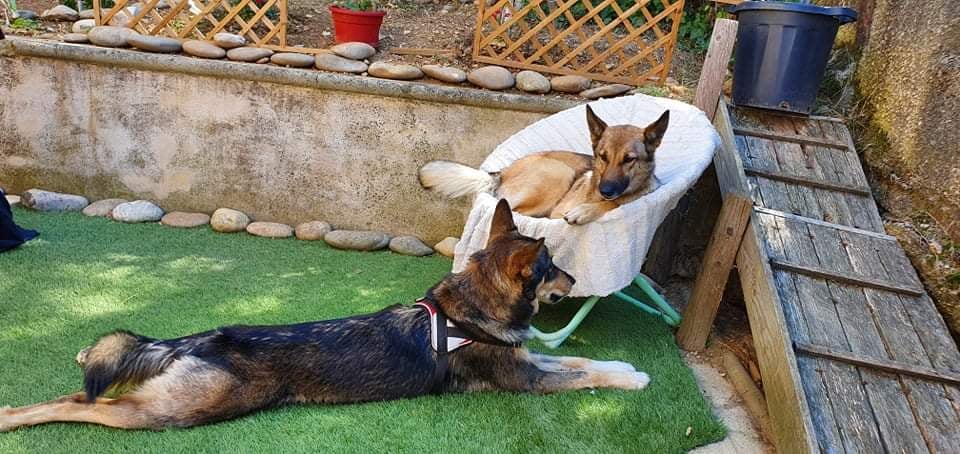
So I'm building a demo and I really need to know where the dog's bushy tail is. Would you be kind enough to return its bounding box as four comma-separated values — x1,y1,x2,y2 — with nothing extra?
82,330,177,402
418,160,497,199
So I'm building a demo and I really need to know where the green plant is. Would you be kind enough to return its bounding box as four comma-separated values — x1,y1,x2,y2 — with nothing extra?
339,0,378,11
677,4,730,53
636,84,668,97
11,16,38,29
61,0,114,11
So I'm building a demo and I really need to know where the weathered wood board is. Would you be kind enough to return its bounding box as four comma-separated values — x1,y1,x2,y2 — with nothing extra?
715,100,960,453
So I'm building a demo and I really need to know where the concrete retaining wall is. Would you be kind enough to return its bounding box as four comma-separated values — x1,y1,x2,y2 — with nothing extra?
0,38,578,243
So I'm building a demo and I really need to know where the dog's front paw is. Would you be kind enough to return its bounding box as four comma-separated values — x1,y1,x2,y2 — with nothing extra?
563,205,601,225
591,360,637,373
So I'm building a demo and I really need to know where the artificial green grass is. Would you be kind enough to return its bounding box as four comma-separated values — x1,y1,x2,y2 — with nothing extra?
0,208,724,453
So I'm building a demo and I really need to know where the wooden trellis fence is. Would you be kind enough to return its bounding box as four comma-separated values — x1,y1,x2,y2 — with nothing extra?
473,0,685,85
92,0,325,53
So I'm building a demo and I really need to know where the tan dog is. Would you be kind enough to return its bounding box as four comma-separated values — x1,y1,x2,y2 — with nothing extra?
419,106,669,224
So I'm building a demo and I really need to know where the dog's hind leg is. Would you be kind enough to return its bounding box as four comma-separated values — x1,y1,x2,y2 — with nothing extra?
0,393,163,431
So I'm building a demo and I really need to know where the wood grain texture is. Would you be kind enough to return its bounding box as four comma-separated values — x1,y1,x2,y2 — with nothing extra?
693,19,738,121
677,194,752,351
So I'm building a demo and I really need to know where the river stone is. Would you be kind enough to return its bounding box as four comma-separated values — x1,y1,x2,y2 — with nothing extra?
42,5,79,21
87,26,135,48
16,10,39,21
467,66,514,90
580,84,632,99
127,34,182,53
161,211,210,228
21,189,89,212
330,42,375,60
256,57,270,64
72,19,95,34
227,47,274,62
78,9,95,19
111,200,164,223
389,236,434,256
368,62,423,80
515,70,551,94
213,32,245,49
210,208,250,232
64,33,90,43
314,53,368,73
294,221,332,240
422,65,467,83
246,222,293,238
434,237,459,258
5,195,21,207
551,75,592,93
271,52,315,68
323,230,390,251
82,198,128,217
183,40,226,59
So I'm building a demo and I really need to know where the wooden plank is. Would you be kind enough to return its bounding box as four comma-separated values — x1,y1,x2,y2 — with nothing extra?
713,99,750,197
743,166,873,196
736,215,818,454
693,19,738,121
676,194,752,351
769,260,924,296
765,116,827,226
722,350,773,441
754,207,896,241
790,116,857,228
733,127,850,150
796,342,960,386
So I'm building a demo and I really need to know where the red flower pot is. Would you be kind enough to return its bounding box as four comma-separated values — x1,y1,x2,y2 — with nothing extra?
329,6,386,46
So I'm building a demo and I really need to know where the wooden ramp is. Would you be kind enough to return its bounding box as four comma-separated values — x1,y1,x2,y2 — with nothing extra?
710,99,960,453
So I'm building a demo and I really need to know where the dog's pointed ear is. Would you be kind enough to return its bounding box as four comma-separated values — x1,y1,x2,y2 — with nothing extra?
488,199,517,244
586,105,608,149
644,110,670,155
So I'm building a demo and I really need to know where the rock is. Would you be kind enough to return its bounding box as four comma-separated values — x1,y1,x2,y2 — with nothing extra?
515,70,551,94
246,221,293,238
580,84,632,99
21,189,89,212
41,5,79,22
15,10,39,21
422,65,467,83
5,195,21,207
64,33,90,43
213,32,245,49
467,66,514,90
111,200,164,223
270,52,315,68
210,208,250,233
127,34,182,53
71,19,95,34
323,230,390,251
78,9,95,20
434,237,459,258
368,62,424,80
330,42,375,60
256,57,270,64
108,10,134,27
315,53,368,73
161,211,210,228
182,40,226,59
389,236,434,256
295,221,332,240
82,198,128,217
226,47,274,62
87,26,135,48
551,75,592,93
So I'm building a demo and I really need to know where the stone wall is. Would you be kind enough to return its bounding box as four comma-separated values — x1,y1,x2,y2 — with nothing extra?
0,38,577,244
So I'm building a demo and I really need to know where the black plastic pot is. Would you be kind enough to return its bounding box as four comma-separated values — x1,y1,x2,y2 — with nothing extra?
730,1,857,114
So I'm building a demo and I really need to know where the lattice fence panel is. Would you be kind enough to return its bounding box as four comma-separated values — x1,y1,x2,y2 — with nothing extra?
473,0,685,85
93,0,289,49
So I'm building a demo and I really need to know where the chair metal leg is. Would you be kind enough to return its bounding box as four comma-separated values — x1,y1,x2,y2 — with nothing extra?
632,274,682,325
530,296,600,348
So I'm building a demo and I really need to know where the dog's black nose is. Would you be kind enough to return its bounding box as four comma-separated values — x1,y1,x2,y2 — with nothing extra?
599,181,622,199
550,294,562,303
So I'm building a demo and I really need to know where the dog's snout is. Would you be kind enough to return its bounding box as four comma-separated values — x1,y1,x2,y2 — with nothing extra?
599,181,625,200
549,294,562,303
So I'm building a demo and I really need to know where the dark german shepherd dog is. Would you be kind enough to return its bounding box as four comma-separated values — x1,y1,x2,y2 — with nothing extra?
0,200,648,432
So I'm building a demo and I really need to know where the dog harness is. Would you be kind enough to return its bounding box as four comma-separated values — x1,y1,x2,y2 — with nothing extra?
414,297,520,393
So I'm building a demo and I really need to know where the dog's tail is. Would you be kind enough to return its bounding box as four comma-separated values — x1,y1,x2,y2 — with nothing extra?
81,330,178,402
418,160,498,199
